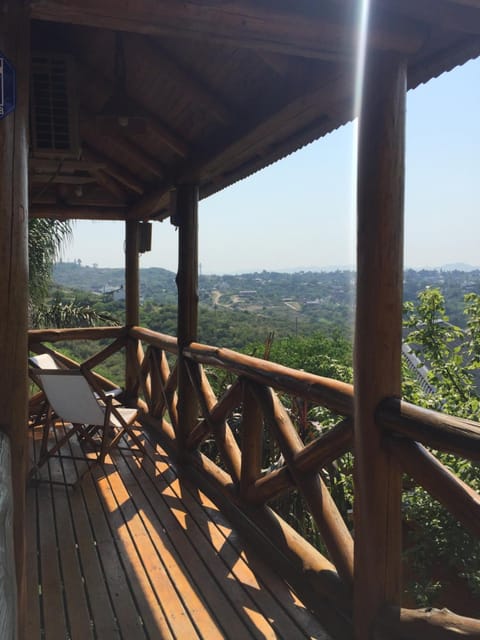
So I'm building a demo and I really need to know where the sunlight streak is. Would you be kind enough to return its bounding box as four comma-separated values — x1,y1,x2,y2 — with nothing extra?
353,0,372,122
350,0,372,265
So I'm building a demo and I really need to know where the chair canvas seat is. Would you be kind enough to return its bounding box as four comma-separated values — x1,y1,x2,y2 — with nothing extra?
29,352,122,398
110,407,138,428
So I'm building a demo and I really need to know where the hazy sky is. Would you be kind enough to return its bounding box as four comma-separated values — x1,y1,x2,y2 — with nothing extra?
63,56,480,275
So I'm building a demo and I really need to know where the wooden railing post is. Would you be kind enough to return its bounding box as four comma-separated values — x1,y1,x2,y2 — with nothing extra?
125,220,140,401
125,220,140,327
0,2,30,635
174,184,199,450
354,51,407,638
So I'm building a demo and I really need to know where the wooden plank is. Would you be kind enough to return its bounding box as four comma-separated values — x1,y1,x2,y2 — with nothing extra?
36,480,69,639
63,434,147,639
177,444,353,639
116,438,267,638
79,471,148,638
31,0,424,58
92,471,181,639
47,457,93,639
124,433,330,639
353,51,406,639
98,459,199,638
202,500,329,640
28,424,68,640
57,427,123,639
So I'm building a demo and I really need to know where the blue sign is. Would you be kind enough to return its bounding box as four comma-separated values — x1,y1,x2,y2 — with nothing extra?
0,52,16,120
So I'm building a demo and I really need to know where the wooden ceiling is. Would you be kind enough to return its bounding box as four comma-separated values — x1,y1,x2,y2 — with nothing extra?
28,0,480,222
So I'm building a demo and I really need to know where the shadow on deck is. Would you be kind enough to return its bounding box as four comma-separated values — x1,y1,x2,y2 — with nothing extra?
26,424,330,639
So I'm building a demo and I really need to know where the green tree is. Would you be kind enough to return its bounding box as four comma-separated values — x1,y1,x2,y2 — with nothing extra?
403,287,480,606
29,219,72,308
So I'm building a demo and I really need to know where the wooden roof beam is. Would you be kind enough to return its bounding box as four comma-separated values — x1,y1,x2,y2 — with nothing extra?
81,116,166,180
31,0,425,59
91,169,129,204
81,147,145,195
128,184,171,221
30,205,128,220
74,57,190,158
127,34,233,126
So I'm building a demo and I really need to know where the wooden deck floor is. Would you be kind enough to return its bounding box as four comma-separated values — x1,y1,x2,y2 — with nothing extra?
25,423,331,639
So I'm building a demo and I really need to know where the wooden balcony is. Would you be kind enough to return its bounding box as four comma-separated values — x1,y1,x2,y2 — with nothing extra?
21,326,480,639
27,421,330,639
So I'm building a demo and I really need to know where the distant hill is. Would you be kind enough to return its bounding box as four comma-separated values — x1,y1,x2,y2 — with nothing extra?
440,263,480,272
53,262,480,329
53,262,177,300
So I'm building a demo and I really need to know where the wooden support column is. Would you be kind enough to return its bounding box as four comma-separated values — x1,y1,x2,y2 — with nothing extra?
125,220,140,400
174,185,199,450
0,2,30,635
354,51,406,639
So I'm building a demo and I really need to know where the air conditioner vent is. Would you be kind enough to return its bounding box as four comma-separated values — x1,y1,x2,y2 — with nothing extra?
30,53,80,158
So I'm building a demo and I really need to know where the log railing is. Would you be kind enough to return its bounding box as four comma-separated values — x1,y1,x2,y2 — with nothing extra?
28,326,480,639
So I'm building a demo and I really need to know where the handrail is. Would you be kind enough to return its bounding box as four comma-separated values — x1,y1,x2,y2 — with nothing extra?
184,342,354,416
129,326,178,354
28,326,125,344
378,397,480,460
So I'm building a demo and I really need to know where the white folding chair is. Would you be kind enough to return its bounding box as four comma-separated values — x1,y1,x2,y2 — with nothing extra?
29,369,143,485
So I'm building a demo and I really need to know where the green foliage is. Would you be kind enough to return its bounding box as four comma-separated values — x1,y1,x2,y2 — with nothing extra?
403,287,480,605
29,219,72,306
29,222,118,329
31,296,118,329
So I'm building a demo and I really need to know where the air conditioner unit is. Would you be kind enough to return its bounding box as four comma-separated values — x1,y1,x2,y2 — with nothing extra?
30,52,80,158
